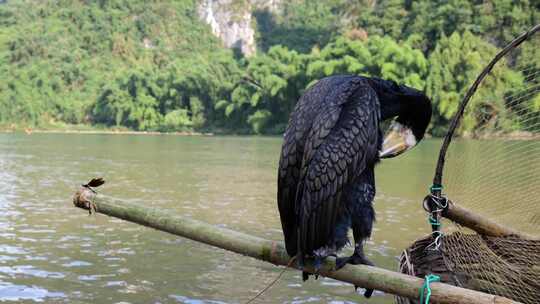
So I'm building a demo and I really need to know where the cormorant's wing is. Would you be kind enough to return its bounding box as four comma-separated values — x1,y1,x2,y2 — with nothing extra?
297,79,380,255
278,77,356,256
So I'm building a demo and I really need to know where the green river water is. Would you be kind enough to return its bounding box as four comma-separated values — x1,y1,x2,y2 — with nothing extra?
0,133,447,303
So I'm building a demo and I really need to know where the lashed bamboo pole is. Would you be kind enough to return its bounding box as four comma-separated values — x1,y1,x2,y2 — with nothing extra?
444,200,538,240
73,187,520,304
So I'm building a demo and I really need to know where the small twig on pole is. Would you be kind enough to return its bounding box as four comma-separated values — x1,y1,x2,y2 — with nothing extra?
73,186,520,304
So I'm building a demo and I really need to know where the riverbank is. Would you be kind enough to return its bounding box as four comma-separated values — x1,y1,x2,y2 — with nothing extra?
1,124,538,140
0,128,214,136
0,123,214,136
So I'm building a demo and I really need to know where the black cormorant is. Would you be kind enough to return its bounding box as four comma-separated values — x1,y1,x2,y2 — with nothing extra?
277,75,431,297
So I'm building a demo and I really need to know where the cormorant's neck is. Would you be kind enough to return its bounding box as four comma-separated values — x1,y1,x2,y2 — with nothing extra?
367,78,432,140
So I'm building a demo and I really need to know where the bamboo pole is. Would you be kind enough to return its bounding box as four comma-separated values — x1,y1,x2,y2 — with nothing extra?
73,187,520,304
444,200,538,240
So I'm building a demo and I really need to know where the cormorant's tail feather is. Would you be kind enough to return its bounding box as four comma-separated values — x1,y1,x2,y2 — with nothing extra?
283,232,297,257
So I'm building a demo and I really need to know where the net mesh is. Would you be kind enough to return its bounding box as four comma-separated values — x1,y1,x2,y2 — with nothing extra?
397,28,540,303
397,234,540,304
444,63,540,236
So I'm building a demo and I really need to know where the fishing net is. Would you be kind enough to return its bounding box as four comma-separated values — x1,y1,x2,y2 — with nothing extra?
397,25,540,304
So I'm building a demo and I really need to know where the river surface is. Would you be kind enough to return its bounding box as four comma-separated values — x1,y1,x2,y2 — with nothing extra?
0,133,485,303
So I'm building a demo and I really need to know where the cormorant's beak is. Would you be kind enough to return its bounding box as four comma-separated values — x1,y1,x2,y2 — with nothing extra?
379,122,417,158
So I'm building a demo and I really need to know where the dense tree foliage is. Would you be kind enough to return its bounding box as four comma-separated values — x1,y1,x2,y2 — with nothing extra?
426,31,525,135
0,0,241,131
0,0,539,135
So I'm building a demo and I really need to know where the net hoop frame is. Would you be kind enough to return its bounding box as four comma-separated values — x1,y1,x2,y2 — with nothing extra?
431,24,540,195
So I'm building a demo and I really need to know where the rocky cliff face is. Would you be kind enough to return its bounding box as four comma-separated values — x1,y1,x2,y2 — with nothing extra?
198,0,256,57
197,0,282,57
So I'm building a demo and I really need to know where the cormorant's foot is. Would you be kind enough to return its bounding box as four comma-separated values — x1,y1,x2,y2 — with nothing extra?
363,287,374,298
334,256,350,270
354,285,374,298
336,254,375,298
347,252,373,266
335,252,374,269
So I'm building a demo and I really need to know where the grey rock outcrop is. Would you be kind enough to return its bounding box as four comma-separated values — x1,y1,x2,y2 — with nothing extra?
198,0,256,57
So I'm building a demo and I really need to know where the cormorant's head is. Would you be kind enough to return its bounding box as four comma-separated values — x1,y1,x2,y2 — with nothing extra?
369,78,432,158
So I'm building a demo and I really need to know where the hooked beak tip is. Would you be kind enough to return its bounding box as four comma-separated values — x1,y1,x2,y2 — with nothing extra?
379,122,417,158
379,143,408,158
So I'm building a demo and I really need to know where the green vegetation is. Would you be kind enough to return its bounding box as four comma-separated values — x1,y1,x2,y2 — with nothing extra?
1,0,539,135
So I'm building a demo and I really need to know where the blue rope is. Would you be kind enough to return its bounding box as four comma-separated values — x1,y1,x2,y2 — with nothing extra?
422,185,442,302
427,184,445,250
428,215,441,226
429,184,443,192
419,274,440,304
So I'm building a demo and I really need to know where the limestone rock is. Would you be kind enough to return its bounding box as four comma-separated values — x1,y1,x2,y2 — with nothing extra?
198,0,256,57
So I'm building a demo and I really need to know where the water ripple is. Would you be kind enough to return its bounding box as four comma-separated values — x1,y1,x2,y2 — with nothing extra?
0,265,65,279
169,295,229,304
0,281,65,302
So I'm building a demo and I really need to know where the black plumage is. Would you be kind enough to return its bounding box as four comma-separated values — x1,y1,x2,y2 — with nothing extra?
277,75,431,296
